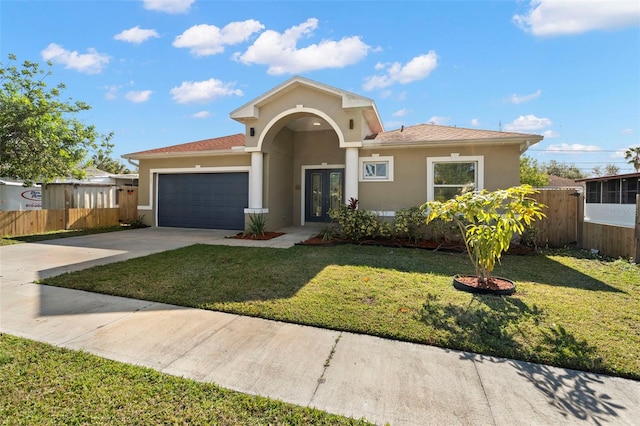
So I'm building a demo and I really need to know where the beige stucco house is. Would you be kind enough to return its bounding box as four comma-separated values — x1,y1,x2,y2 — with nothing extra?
123,76,543,230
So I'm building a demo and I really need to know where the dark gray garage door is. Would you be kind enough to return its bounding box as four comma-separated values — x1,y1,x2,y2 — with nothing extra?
157,173,248,230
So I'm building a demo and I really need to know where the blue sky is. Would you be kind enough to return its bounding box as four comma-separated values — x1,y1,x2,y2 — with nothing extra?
2,0,639,174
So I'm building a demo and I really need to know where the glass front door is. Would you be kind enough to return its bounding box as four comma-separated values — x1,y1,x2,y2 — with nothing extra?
305,169,344,222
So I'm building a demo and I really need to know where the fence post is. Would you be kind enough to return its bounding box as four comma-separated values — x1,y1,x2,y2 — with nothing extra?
577,193,584,248
634,194,640,263
64,189,71,230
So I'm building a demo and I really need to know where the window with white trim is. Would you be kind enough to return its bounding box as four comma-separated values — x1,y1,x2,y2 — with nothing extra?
359,155,394,182
427,155,484,201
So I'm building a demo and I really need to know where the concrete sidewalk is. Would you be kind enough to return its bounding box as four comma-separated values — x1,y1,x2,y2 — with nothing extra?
2,228,639,425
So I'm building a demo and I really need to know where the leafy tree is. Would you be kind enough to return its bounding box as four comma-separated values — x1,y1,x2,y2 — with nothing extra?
0,54,113,184
423,185,545,286
520,156,549,187
604,163,620,176
592,164,620,177
91,144,132,174
624,146,640,172
542,160,586,180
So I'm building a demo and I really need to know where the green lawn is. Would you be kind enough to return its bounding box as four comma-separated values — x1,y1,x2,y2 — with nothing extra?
42,244,640,380
0,334,370,425
1,225,128,246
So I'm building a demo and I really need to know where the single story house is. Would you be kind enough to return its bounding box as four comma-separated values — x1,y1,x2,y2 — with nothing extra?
124,76,543,231
577,172,640,228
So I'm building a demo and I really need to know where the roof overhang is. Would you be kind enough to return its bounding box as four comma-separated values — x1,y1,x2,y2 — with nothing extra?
123,147,249,161
361,136,542,151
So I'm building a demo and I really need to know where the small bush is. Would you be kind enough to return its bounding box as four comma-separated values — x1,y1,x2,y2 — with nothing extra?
245,213,267,237
328,200,380,241
394,207,427,242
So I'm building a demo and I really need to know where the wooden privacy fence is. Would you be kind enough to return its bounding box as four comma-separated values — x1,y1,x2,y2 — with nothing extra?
530,188,581,247
580,195,640,261
0,208,120,237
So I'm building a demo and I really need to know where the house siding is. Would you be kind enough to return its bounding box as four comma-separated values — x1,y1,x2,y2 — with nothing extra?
357,144,520,212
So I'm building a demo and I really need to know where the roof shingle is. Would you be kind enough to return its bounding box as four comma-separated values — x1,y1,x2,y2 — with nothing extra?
125,133,245,157
367,123,540,144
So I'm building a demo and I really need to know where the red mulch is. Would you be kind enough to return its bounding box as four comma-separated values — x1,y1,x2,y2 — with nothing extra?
299,235,534,255
455,275,515,291
228,232,285,241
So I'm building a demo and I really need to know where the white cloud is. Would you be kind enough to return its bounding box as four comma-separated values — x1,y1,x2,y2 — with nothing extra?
543,130,559,138
428,116,449,125
170,78,243,104
125,90,153,103
173,20,264,56
503,114,552,132
41,43,109,74
508,89,541,104
193,111,212,119
103,85,120,100
513,0,640,36
363,51,438,91
234,18,370,75
546,143,601,153
143,0,194,14
392,108,411,117
470,118,480,126
620,128,634,135
114,26,160,44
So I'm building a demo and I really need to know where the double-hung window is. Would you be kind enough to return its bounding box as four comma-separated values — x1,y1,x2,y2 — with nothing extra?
427,155,484,201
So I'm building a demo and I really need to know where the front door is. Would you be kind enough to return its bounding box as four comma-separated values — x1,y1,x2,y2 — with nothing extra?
305,169,344,222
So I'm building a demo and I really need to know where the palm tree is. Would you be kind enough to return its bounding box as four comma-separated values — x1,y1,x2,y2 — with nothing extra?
624,147,640,172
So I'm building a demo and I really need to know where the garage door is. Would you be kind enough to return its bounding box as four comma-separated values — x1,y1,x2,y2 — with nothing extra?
157,173,248,230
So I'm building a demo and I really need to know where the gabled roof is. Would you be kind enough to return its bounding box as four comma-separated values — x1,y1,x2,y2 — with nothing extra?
123,134,246,159
230,76,384,134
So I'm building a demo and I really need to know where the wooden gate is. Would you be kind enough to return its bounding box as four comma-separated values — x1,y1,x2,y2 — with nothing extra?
530,189,581,247
118,186,138,223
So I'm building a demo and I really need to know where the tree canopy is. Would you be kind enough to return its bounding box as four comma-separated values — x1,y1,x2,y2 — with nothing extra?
0,54,113,184
520,156,549,187
624,147,640,173
541,160,586,180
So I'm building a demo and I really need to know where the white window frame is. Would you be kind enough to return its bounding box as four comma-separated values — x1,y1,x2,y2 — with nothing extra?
426,155,484,201
359,155,394,182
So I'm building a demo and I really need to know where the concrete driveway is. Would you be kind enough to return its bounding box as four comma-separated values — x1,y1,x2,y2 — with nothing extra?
2,227,640,425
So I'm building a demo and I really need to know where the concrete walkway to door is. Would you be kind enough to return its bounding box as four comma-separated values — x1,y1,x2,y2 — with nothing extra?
2,227,640,425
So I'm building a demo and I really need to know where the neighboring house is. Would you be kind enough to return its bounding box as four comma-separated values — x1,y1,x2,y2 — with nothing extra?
541,175,583,191
576,172,640,228
42,167,139,210
124,76,543,231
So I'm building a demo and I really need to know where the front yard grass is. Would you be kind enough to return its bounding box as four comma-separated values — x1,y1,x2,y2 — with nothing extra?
1,225,128,246
42,244,640,380
0,334,370,425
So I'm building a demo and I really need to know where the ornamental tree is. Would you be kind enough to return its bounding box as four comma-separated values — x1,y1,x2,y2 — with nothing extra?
0,54,113,184
423,185,546,285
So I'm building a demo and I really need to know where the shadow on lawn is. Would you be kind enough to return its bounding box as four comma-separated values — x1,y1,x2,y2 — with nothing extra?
418,293,601,373
418,293,626,422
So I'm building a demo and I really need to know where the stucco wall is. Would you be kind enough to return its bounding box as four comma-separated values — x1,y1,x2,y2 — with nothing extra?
243,85,364,148
357,144,521,212
263,128,294,229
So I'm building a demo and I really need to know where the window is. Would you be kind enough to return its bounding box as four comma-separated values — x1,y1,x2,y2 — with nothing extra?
586,177,640,204
622,178,639,204
586,181,601,203
359,155,394,181
602,180,620,203
427,155,484,201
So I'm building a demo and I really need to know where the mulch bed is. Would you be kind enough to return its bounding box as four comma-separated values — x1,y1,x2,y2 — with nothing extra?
228,232,285,241
298,235,534,255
